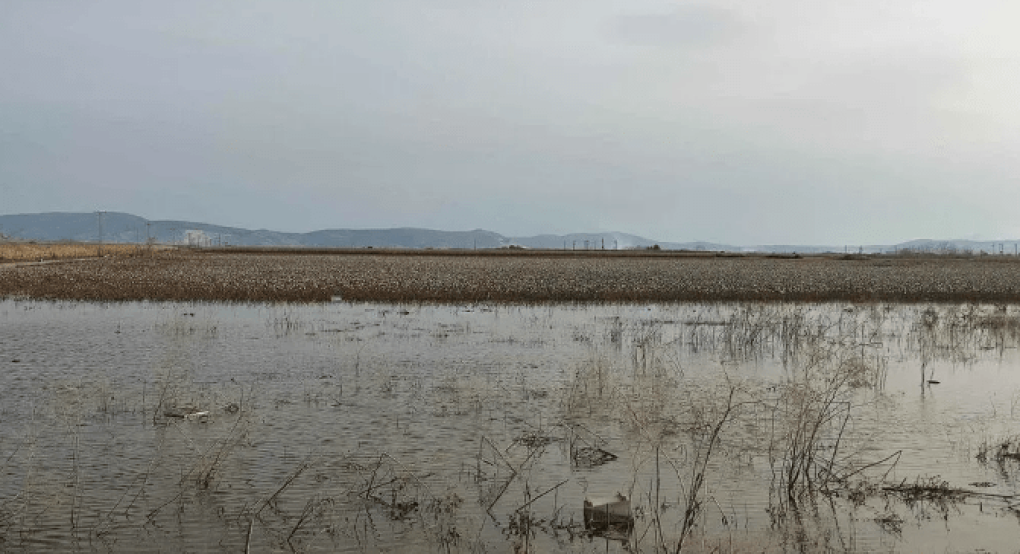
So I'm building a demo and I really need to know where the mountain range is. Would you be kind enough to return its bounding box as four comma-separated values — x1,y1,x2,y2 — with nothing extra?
1,212,1017,255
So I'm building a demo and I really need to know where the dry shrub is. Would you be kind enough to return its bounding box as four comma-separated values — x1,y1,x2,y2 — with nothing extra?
766,342,888,513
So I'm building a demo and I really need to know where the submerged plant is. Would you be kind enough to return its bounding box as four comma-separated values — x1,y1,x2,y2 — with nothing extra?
976,434,1020,464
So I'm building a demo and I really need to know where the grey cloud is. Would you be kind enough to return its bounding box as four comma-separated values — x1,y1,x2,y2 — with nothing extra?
607,6,748,48
2,0,1018,244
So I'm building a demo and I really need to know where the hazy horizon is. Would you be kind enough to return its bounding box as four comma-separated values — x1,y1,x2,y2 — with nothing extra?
5,210,1020,251
3,1,1019,245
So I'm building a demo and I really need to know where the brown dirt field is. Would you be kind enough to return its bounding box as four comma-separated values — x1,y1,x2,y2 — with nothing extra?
3,248,1020,303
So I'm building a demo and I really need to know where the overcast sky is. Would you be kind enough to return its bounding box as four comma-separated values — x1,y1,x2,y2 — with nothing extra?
2,1,1019,245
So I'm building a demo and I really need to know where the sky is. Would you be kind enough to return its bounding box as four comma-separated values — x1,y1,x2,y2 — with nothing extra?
2,0,1020,246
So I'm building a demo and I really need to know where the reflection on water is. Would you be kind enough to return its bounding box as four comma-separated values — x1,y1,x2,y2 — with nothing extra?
1,300,1020,553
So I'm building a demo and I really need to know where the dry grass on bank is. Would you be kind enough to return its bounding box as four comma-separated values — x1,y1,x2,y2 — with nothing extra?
0,242,164,262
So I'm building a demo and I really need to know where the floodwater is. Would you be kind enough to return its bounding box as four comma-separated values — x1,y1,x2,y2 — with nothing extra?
1,299,1020,553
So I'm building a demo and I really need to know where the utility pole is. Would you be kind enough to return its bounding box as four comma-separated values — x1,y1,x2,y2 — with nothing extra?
95,211,106,255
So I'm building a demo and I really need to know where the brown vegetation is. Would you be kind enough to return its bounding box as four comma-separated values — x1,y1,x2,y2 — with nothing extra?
0,241,156,262
4,247,1020,302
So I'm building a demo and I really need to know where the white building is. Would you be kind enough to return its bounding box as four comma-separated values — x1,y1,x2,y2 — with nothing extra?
184,230,212,247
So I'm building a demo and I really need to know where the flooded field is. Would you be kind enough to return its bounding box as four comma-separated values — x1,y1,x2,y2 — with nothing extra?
2,299,1020,552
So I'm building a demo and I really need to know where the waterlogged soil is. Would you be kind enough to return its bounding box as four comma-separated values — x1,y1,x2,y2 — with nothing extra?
2,300,1020,553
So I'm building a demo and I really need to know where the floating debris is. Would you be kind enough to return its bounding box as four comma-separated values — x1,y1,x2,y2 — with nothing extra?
164,406,209,420
573,446,618,467
515,432,556,449
874,512,904,535
584,493,633,530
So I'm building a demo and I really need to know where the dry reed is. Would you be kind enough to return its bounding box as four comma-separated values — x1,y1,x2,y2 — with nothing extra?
0,242,159,262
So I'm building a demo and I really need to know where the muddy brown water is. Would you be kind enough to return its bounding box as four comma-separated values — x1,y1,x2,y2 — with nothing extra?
1,300,1020,553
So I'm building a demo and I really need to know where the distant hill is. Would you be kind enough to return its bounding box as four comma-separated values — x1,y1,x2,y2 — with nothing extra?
1,211,1018,254
0,211,689,250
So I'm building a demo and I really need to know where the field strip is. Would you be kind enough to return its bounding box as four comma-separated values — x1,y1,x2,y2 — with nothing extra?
0,257,98,269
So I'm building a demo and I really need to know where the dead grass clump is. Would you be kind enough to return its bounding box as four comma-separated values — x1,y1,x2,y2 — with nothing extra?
911,304,1020,365
976,435,1020,464
564,354,621,419
881,475,968,513
840,353,887,390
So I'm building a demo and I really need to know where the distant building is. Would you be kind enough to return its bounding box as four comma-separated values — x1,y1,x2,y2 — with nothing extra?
185,230,212,247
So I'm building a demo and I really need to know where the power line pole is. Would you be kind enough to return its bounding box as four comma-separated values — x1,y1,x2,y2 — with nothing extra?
95,211,106,255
